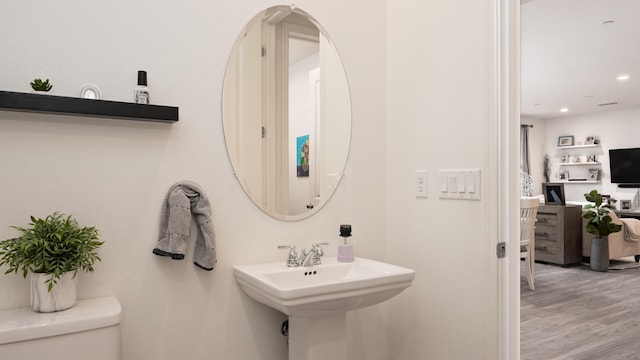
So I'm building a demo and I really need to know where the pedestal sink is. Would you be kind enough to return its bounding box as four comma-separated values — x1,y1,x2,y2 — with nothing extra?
233,257,415,360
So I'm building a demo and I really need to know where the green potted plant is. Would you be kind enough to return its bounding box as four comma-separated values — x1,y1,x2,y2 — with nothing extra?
581,190,622,271
30,78,53,92
0,212,103,312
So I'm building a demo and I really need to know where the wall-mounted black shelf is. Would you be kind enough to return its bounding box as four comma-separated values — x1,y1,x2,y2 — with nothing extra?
0,90,178,123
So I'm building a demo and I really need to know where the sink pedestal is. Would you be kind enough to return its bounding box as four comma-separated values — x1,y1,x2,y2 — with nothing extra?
233,257,415,359
289,313,347,360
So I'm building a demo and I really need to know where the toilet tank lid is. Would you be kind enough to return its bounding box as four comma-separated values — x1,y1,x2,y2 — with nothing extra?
0,296,122,345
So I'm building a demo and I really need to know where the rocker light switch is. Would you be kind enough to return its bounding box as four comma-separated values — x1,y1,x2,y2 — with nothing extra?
448,176,457,193
466,175,475,193
440,175,448,192
456,175,466,193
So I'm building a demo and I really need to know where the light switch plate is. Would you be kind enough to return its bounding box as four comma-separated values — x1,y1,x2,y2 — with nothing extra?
438,169,481,200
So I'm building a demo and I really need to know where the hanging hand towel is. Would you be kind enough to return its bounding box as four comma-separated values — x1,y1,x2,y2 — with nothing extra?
153,181,217,270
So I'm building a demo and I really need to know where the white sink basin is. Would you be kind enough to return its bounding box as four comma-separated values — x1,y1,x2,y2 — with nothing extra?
233,257,415,317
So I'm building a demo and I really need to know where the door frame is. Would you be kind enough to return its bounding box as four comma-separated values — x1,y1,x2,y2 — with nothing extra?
493,0,520,359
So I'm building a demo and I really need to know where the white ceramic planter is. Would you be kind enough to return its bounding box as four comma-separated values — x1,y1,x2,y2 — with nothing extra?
30,272,77,312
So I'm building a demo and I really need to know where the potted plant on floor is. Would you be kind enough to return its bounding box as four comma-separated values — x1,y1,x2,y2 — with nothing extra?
0,212,103,312
582,190,622,272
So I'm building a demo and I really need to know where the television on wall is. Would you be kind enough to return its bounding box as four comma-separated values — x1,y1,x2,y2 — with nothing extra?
609,147,640,187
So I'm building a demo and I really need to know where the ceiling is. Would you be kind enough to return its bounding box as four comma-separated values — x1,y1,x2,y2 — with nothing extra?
521,0,640,119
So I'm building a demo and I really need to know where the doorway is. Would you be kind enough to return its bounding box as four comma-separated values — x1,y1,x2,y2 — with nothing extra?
519,0,640,358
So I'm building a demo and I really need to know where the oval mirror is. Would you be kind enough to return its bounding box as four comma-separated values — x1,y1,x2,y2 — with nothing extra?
222,6,352,221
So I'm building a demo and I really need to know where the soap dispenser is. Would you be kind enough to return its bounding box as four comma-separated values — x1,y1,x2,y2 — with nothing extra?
337,224,354,262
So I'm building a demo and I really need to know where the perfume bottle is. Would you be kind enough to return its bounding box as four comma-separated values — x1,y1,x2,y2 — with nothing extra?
134,70,149,104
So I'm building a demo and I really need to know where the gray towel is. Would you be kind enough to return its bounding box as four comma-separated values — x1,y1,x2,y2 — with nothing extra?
153,181,216,270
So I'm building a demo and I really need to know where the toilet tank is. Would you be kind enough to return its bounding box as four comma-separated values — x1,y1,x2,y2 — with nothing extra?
0,296,122,360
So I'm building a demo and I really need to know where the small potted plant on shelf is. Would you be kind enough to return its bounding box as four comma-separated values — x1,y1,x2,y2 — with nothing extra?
581,190,622,272
0,212,103,312
30,78,53,92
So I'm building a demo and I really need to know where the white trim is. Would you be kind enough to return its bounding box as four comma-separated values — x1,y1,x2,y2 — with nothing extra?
493,0,521,359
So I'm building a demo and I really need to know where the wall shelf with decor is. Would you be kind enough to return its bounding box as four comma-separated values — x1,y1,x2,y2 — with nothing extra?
559,162,601,166
0,90,178,123
555,144,599,150
555,135,602,183
558,180,600,184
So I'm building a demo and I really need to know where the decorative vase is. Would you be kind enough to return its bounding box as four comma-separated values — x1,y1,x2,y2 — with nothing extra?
590,237,609,272
30,272,77,312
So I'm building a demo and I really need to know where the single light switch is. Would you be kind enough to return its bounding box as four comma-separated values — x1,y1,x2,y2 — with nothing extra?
448,176,457,193
440,175,448,192
457,175,466,193
466,175,475,193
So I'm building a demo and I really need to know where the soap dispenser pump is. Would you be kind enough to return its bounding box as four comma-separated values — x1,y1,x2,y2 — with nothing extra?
337,224,354,262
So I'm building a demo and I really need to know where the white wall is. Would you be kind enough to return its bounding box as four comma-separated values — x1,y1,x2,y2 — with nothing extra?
543,106,640,204
0,1,389,359
387,0,500,358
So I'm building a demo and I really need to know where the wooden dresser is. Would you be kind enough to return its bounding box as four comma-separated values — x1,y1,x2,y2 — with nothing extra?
534,204,582,265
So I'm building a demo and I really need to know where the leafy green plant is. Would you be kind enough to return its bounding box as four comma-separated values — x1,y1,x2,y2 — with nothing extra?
582,190,623,238
30,78,53,92
0,212,102,291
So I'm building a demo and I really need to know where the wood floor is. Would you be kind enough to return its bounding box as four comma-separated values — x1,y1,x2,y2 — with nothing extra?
521,259,640,360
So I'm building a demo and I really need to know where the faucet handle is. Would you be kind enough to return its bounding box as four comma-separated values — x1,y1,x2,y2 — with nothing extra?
313,242,329,247
311,242,329,265
312,242,329,255
278,245,300,267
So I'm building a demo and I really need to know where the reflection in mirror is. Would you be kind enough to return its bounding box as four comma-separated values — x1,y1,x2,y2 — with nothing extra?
222,6,352,221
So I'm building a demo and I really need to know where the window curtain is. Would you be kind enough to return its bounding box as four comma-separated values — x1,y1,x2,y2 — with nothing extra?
520,125,533,197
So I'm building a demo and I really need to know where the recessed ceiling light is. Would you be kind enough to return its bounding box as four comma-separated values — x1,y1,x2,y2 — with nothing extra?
602,20,615,25
560,108,569,113
617,74,630,81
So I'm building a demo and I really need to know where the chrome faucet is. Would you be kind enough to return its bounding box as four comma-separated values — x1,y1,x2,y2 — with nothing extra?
278,243,328,267
277,245,300,267
299,243,329,267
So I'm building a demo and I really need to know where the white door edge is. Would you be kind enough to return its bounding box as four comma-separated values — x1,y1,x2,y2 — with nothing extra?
492,0,521,359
